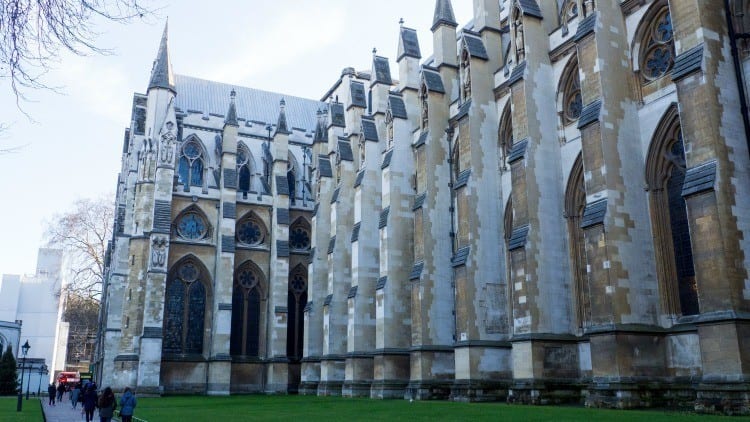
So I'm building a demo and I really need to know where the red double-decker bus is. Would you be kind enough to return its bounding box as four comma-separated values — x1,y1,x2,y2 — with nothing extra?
56,371,80,386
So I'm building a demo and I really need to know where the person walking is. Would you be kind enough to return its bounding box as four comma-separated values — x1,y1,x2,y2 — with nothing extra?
119,387,137,422
82,385,99,422
47,382,56,406
71,383,82,409
98,387,117,422
56,382,65,402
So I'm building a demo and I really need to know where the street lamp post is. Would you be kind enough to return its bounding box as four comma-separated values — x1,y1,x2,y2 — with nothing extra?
37,364,48,397
16,340,30,412
25,360,31,399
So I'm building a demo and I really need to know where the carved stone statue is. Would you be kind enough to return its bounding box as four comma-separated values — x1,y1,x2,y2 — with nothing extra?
150,236,168,269
515,17,525,62
159,121,176,165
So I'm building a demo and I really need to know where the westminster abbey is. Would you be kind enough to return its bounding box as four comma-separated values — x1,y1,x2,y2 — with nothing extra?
95,0,750,412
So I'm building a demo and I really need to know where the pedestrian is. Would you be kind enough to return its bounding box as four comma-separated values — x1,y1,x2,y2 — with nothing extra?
98,387,117,422
71,383,82,409
119,387,137,422
47,382,56,406
56,382,65,402
83,385,99,422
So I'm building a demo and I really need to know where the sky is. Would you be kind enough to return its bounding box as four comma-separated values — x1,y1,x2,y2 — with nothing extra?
0,1,473,275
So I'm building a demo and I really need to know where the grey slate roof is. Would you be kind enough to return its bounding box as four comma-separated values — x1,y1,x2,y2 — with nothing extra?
222,235,236,253
338,139,354,161
223,202,236,219
508,139,528,164
381,149,394,169
174,74,324,132
422,67,446,94
454,99,472,121
462,32,489,60
324,294,333,306
149,23,175,92
224,168,238,189
672,44,704,81
398,27,421,61
578,100,601,129
328,236,336,254
372,56,393,85
330,187,340,204
376,276,388,290
415,131,429,148
432,0,458,30
330,102,346,127
350,80,367,108
388,94,407,119
354,170,365,188
518,0,543,19
508,226,529,250
413,193,427,210
409,261,424,280
276,208,290,225
276,175,289,196
451,246,470,267
348,286,358,299
153,200,171,233
454,169,471,189
351,222,361,242
304,301,313,312
505,61,526,87
277,240,290,258
682,160,716,197
379,206,390,229
574,13,597,42
318,156,333,178
361,117,379,141
581,199,607,228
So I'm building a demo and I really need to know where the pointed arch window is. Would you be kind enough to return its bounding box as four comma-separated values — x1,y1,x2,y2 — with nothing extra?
288,152,298,204
178,139,205,189
639,4,674,83
645,107,699,317
287,265,307,361
420,82,429,129
498,103,513,167
237,143,254,194
557,0,579,27
231,262,264,357
559,57,582,124
385,110,394,149
163,259,209,355
174,207,211,241
236,213,266,247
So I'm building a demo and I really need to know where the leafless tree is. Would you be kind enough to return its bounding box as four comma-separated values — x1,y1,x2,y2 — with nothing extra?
45,196,114,301
1,1,152,107
62,293,100,364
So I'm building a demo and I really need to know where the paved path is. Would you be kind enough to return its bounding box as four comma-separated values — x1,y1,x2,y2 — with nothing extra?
40,396,102,422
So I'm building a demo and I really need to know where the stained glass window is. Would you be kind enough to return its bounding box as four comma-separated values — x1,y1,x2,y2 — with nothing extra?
162,260,207,355
176,212,208,240
177,140,205,188
230,263,263,357
640,7,674,82
236,215,264,246
562,59,582,123
237,144,253,193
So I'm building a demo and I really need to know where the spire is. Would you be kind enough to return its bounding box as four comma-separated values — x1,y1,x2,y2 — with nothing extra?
432,0,457,31
224,89,238,127
148,21,175,93
275,98,291,135
313,108,328,143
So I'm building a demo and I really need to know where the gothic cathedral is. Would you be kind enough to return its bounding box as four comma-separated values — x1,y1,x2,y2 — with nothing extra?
95,0,750,412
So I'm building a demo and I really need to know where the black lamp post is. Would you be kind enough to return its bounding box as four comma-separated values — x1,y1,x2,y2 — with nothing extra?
16,340,30,412
37,364,47,397
25,359,31,399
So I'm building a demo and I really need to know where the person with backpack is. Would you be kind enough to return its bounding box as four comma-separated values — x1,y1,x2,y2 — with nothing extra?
82,385,99,422
98,387,117,422
119,387,137,422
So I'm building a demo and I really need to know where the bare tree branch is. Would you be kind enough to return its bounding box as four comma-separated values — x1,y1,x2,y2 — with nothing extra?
1,1,154,112
45,195,114,301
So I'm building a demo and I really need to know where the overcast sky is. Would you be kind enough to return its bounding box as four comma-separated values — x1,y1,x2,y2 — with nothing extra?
0,1,473,275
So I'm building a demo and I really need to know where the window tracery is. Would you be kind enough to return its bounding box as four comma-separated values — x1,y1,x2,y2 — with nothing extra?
639,6,674,82
175,209,210,241
237,143,253,194
230,262,263,356
177,139,205,189
236,213,265,246
163,259,207,355
289,219,311,251
561,58,582,124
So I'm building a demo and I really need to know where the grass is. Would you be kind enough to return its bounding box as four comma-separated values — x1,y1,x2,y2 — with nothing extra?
132,395,750,421
0,396,44,421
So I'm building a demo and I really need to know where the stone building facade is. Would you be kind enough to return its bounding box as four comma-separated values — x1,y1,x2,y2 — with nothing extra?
97,0,750,412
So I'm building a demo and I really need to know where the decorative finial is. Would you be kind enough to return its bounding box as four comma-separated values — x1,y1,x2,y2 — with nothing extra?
280,97,286,108
230,89,236,100
399,18,404,27
372,47,377,56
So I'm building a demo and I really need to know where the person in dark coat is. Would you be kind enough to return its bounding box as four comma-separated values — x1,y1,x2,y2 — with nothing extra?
70,383,82,409
83,385,99,422
119,387,137,422
98,387,116,422
47,383,56,406
56,382,65,402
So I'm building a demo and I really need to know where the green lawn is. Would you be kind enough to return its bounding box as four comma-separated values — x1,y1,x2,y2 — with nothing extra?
0,396,44,422
133,395,748,421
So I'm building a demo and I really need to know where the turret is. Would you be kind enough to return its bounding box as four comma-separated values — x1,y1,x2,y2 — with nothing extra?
397,20,421,91
431,0,458,69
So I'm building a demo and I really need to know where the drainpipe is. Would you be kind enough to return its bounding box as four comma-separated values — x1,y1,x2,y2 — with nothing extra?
723,0,750,158
445,125,458,343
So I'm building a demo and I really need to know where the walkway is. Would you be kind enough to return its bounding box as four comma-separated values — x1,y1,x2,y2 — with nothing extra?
40,396,101,422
